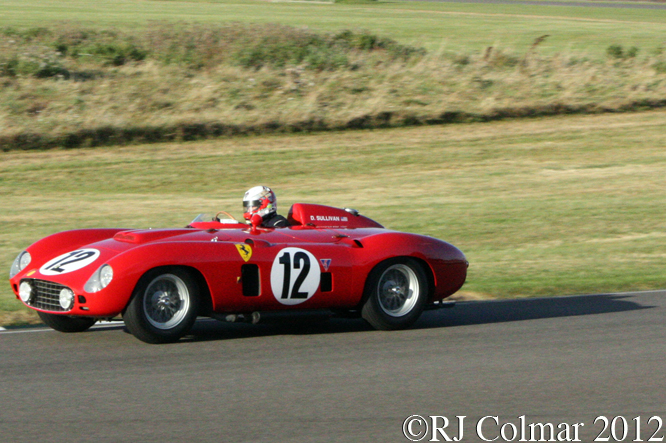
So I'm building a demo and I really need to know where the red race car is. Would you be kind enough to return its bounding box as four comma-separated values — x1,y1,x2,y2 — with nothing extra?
8,203,468,344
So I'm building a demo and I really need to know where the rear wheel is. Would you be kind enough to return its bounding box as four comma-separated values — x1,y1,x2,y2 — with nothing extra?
37,311,97,333
361,258,428,330
123,269,199,344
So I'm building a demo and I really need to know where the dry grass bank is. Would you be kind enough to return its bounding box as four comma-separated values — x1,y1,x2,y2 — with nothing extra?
2,24,666,150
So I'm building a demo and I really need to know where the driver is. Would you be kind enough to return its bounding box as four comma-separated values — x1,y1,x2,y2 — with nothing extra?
243,186,288,228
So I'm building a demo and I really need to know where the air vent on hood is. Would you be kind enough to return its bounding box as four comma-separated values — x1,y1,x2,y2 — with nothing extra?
113,230,186,244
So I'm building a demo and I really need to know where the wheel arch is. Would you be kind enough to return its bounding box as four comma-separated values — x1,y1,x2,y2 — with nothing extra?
409,256,436,301
124,264,213,316
358,255,435,308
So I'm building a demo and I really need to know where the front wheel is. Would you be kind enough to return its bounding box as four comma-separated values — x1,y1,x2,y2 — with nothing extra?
123,269,200,344
37,311,97,333
361,258,428,330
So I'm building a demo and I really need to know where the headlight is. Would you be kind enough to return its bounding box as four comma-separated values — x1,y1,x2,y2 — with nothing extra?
59,288,75,311
84,264,113,293
19,281,33,303
100,265,113,287
10,251,31,279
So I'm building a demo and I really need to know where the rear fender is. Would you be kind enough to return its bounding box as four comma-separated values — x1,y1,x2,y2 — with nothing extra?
357,256,436,308
354,232,467,303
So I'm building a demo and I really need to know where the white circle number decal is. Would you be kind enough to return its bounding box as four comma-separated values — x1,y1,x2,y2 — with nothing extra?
270,248,321,305
40,249,101,276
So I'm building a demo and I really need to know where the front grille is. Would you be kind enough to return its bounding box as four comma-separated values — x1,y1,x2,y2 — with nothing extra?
24,279,69,312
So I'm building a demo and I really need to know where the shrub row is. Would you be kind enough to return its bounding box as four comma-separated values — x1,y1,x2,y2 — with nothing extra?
0,23,425,77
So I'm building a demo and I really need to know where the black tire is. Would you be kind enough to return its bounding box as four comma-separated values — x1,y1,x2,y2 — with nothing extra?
37,311,97,333
361,258,428,330
123,268,200,344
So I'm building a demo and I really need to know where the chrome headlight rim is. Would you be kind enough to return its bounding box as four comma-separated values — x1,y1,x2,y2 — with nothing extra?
84,264,113,293
10,251,31,279
19,281,33,304
100,265,113,288
59,288,75,311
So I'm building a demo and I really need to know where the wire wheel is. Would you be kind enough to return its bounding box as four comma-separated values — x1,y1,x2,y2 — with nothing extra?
376,264,420,317
123,268,200,344
142,274,190,330
362,258,428,330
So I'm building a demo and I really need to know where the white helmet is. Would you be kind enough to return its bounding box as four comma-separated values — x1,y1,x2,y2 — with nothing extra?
243,186,277,221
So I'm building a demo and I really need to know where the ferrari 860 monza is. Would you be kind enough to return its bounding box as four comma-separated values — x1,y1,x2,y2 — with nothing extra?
9,204,467,343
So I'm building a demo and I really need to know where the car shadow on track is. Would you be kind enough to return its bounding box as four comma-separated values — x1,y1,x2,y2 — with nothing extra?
183,311,372,342
416,292,655,329
180,292,656,343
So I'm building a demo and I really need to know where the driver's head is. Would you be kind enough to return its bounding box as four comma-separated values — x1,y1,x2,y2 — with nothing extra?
243,186,277,221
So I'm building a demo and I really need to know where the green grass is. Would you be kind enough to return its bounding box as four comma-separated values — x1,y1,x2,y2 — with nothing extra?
3,22,666,151
1,0,666,54
3,111,666,323
2,0,666,323
3,1,666,151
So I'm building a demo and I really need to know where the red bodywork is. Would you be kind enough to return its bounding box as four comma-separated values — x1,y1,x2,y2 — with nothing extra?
9,204,467,318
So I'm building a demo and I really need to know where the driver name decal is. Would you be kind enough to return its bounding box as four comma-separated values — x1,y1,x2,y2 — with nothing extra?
310,215,348,222
270,248,321,305
40,249,101,276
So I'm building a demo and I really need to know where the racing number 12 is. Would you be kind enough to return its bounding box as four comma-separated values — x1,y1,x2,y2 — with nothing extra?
278,251,310,299
44,250,95,274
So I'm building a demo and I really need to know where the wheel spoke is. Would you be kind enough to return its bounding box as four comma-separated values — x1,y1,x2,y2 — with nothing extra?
377,264,420,317
142,274,191,330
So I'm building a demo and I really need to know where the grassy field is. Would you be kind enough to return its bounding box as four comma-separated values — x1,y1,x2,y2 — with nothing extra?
1,0,665,324
3,110,666,324
3,2,666,150
2,0,666,53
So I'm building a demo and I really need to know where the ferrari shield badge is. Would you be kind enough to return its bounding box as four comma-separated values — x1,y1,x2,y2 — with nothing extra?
235,244,253,262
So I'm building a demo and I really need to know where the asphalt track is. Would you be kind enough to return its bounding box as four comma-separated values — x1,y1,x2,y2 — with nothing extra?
409,0,666,9
1,291,665,443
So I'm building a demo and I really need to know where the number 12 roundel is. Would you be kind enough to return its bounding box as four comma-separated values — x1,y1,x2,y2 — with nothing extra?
270,248,321,305
40,249,101,276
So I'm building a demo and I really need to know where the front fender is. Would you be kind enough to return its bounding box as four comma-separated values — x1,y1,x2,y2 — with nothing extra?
101,241,242,314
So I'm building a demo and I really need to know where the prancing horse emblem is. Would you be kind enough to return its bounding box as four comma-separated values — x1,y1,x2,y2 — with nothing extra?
235,244,253,262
